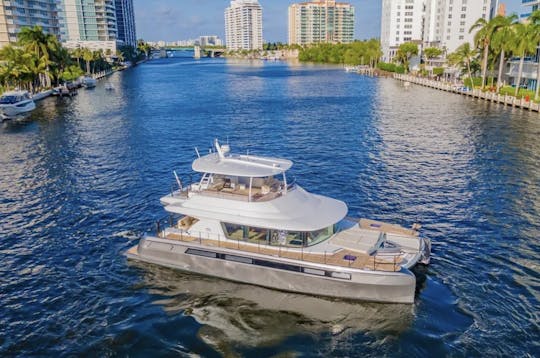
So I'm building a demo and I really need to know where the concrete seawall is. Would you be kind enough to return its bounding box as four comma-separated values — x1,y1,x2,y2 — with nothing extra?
394,74,540,114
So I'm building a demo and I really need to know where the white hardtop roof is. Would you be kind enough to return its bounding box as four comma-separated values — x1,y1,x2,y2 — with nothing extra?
192,140,292,177
164,186,348,232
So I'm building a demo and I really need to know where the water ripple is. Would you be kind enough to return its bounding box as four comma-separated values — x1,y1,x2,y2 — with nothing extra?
0,57,539,356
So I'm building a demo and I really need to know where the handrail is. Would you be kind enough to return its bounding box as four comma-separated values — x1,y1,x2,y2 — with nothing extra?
150,215,402,272
168,176,298,202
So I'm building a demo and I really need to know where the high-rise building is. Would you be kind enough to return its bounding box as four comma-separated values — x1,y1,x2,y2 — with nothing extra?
380,0,425,62
62,0,118,51
288,0,354,45
198,35,223,47
0,0,65,47
423,0,496,55
62,0,136,52
224,0,263,50
520,0,539,21
115,0,137,47
381,0,498,63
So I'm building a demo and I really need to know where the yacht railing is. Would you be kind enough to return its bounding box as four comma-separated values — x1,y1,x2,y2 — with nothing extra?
168,176,297,202
150,215,402,272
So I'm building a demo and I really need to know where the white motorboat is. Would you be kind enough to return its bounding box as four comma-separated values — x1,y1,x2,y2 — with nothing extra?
82,77,97,88
104,83,115,91
126,140,431,304
0,90,36,120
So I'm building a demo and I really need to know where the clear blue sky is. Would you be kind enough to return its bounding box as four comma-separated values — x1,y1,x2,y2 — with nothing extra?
133,0,523,42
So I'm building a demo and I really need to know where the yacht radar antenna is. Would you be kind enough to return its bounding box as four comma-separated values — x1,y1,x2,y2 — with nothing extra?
214,138,225,159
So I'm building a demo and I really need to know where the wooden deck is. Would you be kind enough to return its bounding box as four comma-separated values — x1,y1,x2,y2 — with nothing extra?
164,233,401,272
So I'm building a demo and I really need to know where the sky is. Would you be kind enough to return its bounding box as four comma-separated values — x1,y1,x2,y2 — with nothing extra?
133,0,524,42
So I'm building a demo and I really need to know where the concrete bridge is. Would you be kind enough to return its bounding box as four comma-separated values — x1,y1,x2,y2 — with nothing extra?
193,45,226,59
150,46,226,59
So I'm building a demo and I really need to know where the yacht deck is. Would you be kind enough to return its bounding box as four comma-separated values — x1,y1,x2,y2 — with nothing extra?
163,232,401,272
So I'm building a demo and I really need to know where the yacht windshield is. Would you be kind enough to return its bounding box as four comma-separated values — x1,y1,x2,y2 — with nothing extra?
0,96,18,104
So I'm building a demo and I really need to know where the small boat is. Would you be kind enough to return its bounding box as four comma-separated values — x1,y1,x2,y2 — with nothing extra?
0,90,36,120
82,77,97,88
126,139,431,304
104,83,115,91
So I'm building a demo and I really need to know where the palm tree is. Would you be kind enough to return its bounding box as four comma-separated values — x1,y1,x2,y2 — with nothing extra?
511,22,537,97
529,10,540,101
91,50,103,74
82,48,93,74
491,14,518,91
450,43,477,87
70,47,83,67
395,42,418,73
17,26,51,89
470,17,502,89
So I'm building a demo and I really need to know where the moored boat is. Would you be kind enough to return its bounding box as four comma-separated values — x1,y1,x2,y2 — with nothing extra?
126,140,431,304
0,90,36,120
82,77,97,88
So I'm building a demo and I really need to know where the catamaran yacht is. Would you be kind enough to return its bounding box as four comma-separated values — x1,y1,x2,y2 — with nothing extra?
0,90,36,120
126,140,431,304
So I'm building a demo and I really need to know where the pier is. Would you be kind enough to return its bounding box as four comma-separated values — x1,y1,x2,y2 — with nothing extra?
394,74,540,114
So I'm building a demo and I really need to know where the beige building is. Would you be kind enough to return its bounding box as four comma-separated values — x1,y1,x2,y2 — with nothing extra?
225,0,263,50
288,0,354,46
0,0,64,47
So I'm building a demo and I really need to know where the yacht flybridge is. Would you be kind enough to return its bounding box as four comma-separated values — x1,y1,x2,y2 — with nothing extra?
127,140,431,304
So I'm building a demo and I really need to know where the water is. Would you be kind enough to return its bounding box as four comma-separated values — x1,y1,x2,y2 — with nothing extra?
1,54,539,356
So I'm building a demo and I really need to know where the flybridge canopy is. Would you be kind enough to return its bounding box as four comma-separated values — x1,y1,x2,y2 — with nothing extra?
192,140,293,177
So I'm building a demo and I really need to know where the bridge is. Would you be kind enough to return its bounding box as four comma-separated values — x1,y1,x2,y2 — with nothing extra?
193,45,226,59
150,46,226,59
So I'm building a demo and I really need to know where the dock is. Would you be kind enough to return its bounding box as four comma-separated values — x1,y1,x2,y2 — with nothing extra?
394,74,540,114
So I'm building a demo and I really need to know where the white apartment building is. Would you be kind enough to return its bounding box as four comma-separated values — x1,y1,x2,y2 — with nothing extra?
423,0,496,55
224,0,263,50
381,0,498,63
288,0,355,46
381,0,425,63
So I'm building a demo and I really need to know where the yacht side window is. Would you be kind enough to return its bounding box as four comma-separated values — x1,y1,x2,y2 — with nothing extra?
222,222,269,243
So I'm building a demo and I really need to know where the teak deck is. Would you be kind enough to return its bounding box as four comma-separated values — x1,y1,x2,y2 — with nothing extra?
164,232,401,272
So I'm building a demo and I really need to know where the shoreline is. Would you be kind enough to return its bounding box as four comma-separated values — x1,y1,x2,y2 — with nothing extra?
393,74,540,114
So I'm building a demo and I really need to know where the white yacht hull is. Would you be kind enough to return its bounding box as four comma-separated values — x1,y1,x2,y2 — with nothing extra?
126,236,417,304
0,100,36,119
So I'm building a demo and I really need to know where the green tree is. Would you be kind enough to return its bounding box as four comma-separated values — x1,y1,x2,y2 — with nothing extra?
423,47,442,63
470,17,503,88
529,10,540,101
491,14,518,91
395,42,418,73
82,48,93,74
511,22,537,96
449,43,477,86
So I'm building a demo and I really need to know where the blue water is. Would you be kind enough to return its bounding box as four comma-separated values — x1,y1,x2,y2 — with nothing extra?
1,55,539,356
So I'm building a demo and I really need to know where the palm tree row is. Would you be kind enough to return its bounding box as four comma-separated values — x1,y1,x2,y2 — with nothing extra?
0,26,149,93
450,10,540,99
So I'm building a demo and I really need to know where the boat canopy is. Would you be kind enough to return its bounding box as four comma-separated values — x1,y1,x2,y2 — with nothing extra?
192,141,292,177
164,186,348,232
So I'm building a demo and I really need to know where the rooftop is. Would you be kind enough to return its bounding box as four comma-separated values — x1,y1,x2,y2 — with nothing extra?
192,140,293,177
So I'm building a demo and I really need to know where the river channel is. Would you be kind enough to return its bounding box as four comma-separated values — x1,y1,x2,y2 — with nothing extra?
1,54,539,356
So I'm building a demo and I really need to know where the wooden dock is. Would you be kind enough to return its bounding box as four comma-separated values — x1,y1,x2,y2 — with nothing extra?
394,74,540,114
